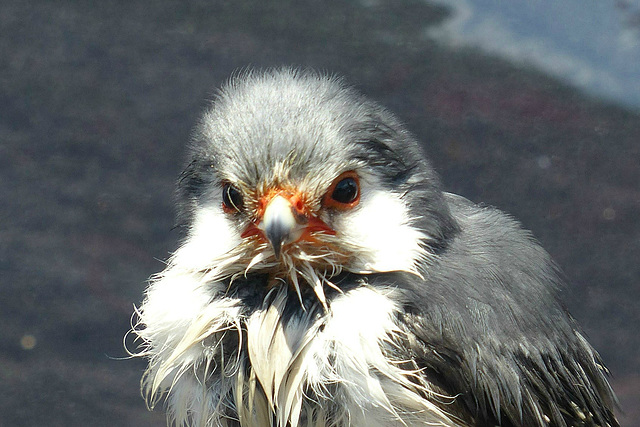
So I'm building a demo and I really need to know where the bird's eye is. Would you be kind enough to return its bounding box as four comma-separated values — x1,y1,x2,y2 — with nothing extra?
332,177,358,203
222,183,244,213
323,171,360,209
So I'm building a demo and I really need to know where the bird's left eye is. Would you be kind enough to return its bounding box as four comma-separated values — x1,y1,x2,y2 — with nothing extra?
323,171,360,209
222,183,244,213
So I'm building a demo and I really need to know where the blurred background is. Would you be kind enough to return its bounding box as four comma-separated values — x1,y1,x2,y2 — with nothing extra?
1,1,638,425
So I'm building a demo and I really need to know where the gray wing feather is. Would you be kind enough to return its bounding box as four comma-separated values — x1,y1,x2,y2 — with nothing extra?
389,194,618,426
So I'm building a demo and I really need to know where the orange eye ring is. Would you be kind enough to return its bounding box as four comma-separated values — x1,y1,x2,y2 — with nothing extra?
322,171,360,210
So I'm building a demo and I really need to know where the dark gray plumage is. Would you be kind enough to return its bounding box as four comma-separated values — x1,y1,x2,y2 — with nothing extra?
134,68,618,427
388,196,618,425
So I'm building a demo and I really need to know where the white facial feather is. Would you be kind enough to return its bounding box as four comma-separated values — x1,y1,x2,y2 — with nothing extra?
172,203,241,272
336,178,429,275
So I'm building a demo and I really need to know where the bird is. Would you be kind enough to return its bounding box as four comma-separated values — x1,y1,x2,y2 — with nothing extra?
133,68,619,427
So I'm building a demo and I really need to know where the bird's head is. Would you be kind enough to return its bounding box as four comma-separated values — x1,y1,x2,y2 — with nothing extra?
170,69,456,305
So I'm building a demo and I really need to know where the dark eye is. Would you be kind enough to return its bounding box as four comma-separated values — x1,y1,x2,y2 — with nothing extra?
323,171,360,209
222,183,244,213
332,177,358,203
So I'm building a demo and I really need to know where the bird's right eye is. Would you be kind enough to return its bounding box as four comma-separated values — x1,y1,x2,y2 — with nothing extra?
222,183,244,213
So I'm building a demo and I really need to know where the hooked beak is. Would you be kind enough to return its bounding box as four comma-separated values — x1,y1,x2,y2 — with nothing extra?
241,192,335,259
260,194,303,259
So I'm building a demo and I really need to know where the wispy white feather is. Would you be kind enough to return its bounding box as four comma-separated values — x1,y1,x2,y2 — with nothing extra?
132,164,456,426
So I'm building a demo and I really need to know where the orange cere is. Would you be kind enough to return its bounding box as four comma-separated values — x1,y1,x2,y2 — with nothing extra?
241,188,335,241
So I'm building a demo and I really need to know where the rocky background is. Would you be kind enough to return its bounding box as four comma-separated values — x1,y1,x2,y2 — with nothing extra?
1,1,638,425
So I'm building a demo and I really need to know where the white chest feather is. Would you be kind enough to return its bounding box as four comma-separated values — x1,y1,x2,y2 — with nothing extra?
135,271,459,427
